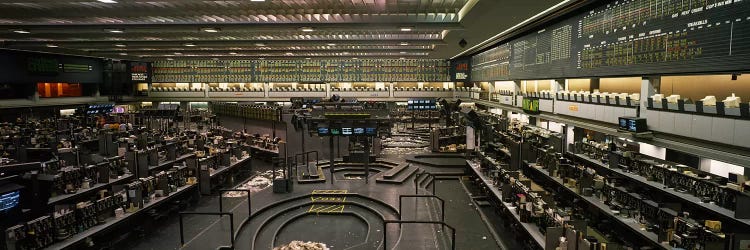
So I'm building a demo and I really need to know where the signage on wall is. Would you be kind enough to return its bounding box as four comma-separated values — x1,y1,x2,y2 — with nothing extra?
450,58,471,82
27,57,60,76
568,105,579,112
129,62,150,82
522,97,540,114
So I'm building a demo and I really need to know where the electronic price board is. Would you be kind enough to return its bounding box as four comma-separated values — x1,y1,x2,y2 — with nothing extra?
470,0,750,80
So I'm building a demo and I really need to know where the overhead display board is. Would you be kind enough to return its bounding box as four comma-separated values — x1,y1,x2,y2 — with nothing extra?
470,0,750,81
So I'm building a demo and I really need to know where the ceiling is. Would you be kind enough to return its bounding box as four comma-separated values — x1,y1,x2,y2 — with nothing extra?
0,0,568,61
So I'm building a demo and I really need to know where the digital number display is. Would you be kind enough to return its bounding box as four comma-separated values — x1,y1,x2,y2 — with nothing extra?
0,191,20,212
469,0,750,80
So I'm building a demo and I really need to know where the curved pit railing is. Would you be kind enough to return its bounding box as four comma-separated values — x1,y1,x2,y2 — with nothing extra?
179,192,402,250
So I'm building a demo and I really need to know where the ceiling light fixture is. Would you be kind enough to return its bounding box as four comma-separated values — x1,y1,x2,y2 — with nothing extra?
12,29,30,34
250,0,265,1
400,42,409,46
183,43,196,47
97,0,117,3
212,58,219,60
305,57,311,60
400,26,414,32
229,52,238,55
46,44,58,48
342,52,350,55
255,43,266,46
399,57,406,60
352,57,358,60
400,51,407,54
104,28,124,33
285,52,294,56
201,27,221,33
174,52,182,55
258,57,266,60
327,43,336,46
166,58,174,61
299,27,314,32
114,43,126,47
119,53,128,56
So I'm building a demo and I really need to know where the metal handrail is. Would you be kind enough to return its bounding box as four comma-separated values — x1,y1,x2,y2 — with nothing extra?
398,195,446,230
414,172,436,195
382,220,456,250
178,212,234,248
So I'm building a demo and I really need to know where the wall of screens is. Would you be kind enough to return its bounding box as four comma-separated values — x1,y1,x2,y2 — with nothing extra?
317,125,378,136
470,0,750,81
407,99,437,110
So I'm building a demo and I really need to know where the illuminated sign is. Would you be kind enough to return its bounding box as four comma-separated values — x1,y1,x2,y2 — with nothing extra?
522,97,540,114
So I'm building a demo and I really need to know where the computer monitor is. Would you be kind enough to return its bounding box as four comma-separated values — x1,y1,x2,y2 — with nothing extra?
366,128,377,135
0,190,20,213
342,128,353,135
317,127,329,136
330,128,341,135
353,128,365,135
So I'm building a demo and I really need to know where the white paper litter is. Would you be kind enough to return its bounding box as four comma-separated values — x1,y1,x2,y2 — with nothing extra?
223,169,285,197
273,241,330,250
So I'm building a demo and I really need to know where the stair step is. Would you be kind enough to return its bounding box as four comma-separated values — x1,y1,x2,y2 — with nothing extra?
376,165,419,184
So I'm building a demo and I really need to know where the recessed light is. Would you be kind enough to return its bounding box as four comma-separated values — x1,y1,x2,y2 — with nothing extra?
305,57,311,60
400,26,414,32
166,58,174,61
299,27,314,32
352,57,358,60
400,42,409,46
184,43,196,47
201,27,221,33
400,51,407,54
119,53,128,56
46,44,58,48
285,52,293,56
327,43,336,46
229,52,238,55
12,29,30,34
114,43,126,47
97,0,117,3
104,28,124,33
174,52,182,55
342,52,350,55
255,43,266,47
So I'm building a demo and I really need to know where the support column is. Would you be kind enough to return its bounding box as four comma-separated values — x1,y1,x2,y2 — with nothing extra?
640,76,660,117
264,82,270,97
513,80,522,107
329,136,335,184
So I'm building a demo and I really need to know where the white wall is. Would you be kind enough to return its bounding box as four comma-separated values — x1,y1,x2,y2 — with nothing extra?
638,142,666,160
701,159,746,178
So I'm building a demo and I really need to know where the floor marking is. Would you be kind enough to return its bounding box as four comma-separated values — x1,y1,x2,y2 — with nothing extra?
311,189,348,194
308,204,346,214
311,196,347,202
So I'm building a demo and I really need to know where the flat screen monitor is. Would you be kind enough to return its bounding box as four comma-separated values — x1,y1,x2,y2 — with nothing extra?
342,128,353,135
330,128,341,135
0,190,20,213
317,127,329,136
407,100,413,104
353,128,365,135
365,128,377,135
